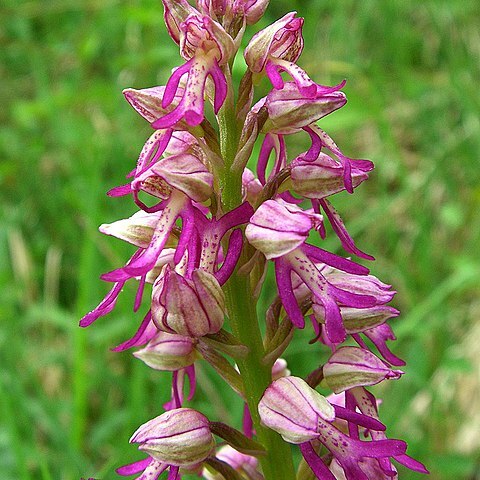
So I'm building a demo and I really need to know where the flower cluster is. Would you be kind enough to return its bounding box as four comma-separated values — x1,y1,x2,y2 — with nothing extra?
81,1,428,479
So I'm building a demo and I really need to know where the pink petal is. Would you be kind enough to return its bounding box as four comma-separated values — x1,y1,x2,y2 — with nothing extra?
215,228,243,285
265,61,285,90
210,59,228,114
162,60,193,109
107,183,133,197
79,281,125,327
318,199,374,261
299,442,336,480
116,457,152,475
275,259,305,328
111,311,157,352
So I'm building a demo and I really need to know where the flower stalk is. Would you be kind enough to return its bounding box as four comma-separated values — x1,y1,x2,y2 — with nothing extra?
217,75,296,478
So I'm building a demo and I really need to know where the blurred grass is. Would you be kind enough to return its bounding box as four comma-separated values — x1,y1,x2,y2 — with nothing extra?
1,0,479,479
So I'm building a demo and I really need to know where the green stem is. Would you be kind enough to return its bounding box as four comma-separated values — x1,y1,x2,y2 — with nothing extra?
217,71,296,480
224,273,296,480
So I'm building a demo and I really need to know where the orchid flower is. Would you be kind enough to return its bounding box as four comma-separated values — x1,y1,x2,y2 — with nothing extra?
152,14,235,128
244,12,317,96
246,199,377,343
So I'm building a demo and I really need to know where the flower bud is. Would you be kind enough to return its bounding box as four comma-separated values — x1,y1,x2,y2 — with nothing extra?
290,153,369,198
323,346,404,393
244,12,303,73
180,14,235,64
262,82,347,134
245,199,323,259
236,0,269,25
131,408,215,467
258,376,335,444
242,168,263,205
152,266,226,338
271,358,290,380
133,332,198,371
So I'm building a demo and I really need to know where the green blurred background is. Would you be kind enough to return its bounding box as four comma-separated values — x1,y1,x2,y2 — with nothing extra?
1,0,479,478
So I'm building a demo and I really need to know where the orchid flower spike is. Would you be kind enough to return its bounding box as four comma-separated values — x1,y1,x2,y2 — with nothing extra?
82,2,428,478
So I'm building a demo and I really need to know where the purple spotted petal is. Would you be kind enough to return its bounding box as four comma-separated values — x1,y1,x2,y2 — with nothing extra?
333,405,385,432
134,274,147,312
108,183,132,197
267,58,317,97
350,387,428,475
328,284,377,309
162,61,193,109
216,201,254,236
265,60,284,89
210,59,228,114
167,466,180,480
302,244,370,276
108,194,187,280
173,208,195,264
304,125,374,194
299,442,336,480
394,454,429,474
153,55,229,128
362,323,406,367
